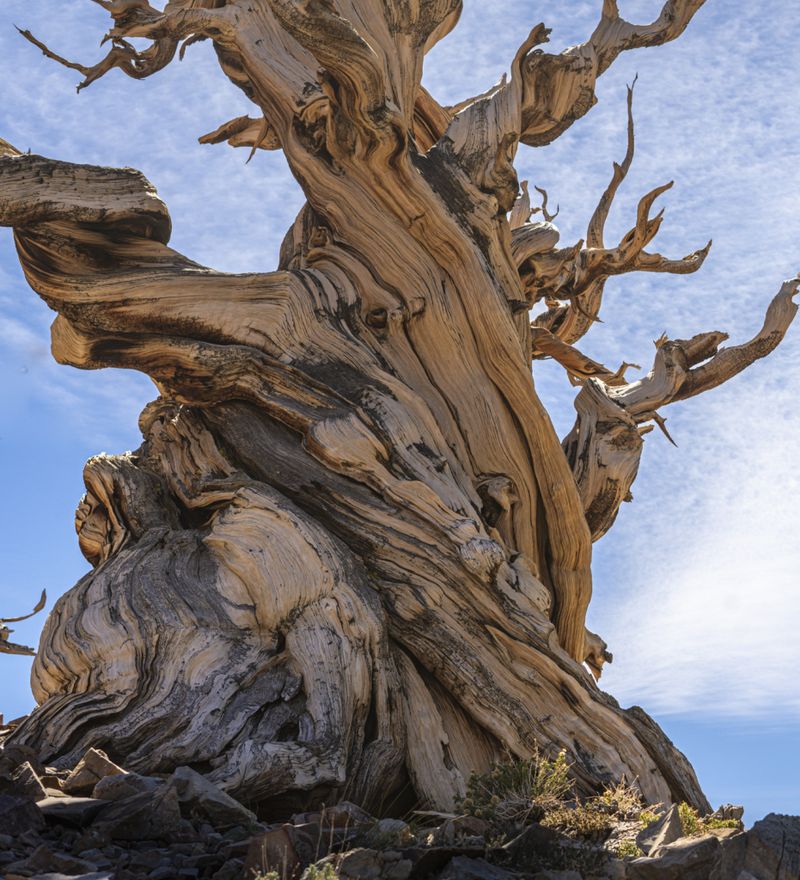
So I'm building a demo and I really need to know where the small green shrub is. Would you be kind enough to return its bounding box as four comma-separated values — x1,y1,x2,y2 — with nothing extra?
678,802,701,836
301,864,339,880
639,810,659,828
703,816,742,830
595,780,644,820
458,748,573,826
677,804,743,837
613,840,643,859
542,804,614,840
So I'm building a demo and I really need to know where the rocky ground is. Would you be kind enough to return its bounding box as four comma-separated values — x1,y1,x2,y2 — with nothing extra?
0,732,797,880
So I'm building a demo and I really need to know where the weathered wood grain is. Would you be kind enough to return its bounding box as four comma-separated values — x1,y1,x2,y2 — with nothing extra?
2,0,792,817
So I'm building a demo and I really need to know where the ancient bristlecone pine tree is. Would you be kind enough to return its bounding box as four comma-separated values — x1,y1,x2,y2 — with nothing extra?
1,0,796,815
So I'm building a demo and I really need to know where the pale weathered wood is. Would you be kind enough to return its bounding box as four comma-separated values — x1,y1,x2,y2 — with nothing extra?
2,0,792,817
0,591,46,656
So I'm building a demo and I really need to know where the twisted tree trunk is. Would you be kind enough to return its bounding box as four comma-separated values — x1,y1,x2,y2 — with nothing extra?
1,0,795,816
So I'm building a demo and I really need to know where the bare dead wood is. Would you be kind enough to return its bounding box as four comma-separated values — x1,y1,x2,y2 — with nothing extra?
1,0,789,818
0,591,46,656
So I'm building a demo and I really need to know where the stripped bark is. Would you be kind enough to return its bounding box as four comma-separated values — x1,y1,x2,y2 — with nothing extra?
1,0,792,816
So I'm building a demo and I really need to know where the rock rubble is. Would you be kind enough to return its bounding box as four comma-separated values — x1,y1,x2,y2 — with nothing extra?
0,743,796,880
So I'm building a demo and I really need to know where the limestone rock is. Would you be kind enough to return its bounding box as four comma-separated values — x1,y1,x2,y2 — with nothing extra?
21,874,113,880
91,786,182,841
0,761,48,802
37,796,108,827
711,804,744,822
504,823,568,870
4,843,100,877
168,766,257,829
438,856,521,880
92,771,163,802
245,825,300,878
628,834,720,880
336,848,383,880
743,814,800,880
434,817,491,847
635,804,682,857
0,793,45,834
365,818,415,848
62,750,126,796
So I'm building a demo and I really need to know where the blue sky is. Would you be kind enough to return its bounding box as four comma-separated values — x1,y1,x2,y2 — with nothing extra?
1,1,798,821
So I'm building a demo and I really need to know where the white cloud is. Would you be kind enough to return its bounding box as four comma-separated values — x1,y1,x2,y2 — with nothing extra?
590,372,800,718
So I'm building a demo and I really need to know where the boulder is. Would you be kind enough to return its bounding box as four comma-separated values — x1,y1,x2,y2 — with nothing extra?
0,742,43,776
62,749,127,796
167,766,257,829
710,804,744,822
628,834,720,879
21,874,113,880
709,830,746,880
742,813,800,880
293,801,375,829
635,805,682,857
91,786,182,841
3,843,100,877
92,771,163,802
433,817,490,847
337,848,383,880
0,792,45,834
245,825,301,878
0,761,48,801
437,856,520,880
503,823,568,869
366,818,415,848
531,872,583,880
37,796,109,827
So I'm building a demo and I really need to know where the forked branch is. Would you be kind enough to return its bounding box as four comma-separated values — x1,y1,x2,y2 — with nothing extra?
524,83,710,348
564,279,800,542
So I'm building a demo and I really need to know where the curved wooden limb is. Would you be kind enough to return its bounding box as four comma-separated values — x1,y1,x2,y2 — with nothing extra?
564,279,799,544
17,5,232,93
520,0,707,146
527,86,710,343
531,327,639,387
1,591,47,657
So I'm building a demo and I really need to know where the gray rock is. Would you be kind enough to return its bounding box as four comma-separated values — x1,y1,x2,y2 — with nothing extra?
0,831,15,848
710,804,744,822
365,818,414,848
0,743,43,776
503,823,567,869
167,766,257,830
210,857,245,880
438,856,520,880
383,859,413,880
4,842,101,876
628,834,720,879
0,761,48,802
92,772,163,802
62,749,127,796
743,813,800,880
24,874,113,880
37,796,109,827
149,871,178,880
92,786,182,842
434,816,490,847
0,792,45,834
635,804,683,857
709,830,746,880
531,872,583,880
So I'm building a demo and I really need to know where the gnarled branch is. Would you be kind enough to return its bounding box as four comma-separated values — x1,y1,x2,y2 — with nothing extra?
564,279,799,542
